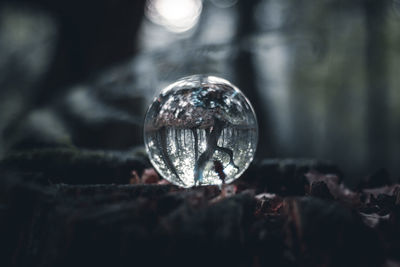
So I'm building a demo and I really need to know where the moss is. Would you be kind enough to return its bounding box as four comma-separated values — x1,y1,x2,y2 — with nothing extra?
1,148,147,185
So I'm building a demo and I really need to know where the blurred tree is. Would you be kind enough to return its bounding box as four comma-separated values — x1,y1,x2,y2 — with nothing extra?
363,0,390,171
0,0,146,103
234,0,274,157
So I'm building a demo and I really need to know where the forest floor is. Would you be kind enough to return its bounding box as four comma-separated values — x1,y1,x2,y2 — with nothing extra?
1,148,399,267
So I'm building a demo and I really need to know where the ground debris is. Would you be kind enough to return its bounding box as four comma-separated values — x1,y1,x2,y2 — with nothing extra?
0,158,397,267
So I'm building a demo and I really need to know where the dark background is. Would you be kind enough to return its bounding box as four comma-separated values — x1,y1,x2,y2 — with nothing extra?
0,0,399,185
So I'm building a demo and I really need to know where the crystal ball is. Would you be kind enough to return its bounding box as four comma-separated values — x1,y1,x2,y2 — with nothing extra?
144,75,258,187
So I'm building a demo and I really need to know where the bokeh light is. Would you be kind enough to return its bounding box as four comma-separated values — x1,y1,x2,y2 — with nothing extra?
145,0,202,33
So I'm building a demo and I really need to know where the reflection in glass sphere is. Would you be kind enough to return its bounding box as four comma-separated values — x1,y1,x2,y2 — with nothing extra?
144,75,258,188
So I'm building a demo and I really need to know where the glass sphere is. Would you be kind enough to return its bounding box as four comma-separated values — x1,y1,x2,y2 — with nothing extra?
144,75,258,188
